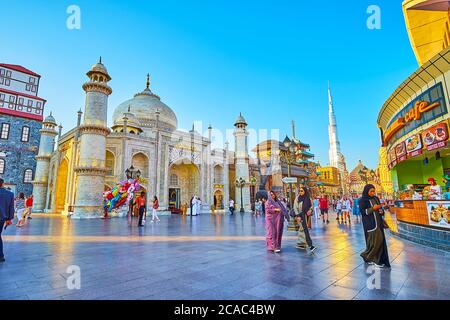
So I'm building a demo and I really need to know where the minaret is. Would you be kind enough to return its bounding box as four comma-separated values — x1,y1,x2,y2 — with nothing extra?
72,58,112,218
328,81,341,168
234,113,251,212
32,113,58,212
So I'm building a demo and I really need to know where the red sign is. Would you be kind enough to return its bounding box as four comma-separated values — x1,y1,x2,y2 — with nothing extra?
421,122,449,151
395,142,407,163
405,134,423,158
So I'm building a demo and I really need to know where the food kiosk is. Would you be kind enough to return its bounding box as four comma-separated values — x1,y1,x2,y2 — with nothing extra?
378,51,450,251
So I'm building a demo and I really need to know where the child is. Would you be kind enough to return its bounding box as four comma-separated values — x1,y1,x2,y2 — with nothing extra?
15,192,26,227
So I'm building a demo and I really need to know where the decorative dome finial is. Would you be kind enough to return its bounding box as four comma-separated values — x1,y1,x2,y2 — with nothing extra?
146,74,150,89
128,105,131,112
99,56,102,64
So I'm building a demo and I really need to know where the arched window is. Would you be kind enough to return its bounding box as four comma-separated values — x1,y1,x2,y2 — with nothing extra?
0,159,5,174
99,76,104,82
23,169,33,183
129,130,135,134
93,75,98,82
170,174,178,186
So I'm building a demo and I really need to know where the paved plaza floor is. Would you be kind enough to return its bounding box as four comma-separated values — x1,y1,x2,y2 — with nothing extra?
0,212,449,300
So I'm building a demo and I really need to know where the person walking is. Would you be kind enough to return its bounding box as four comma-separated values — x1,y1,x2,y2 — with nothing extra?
0,178,15,263
352,196,361,223
359,184,391,268
25,194,33,220
265,191,286,253
336,197,343,223
319,194,330,224
342,196,351,224
313,197,319,220
229,199,235,215
15,192,26,227
255,199,262,216
151,196,160,222
294,186,316,254
136,191,147,227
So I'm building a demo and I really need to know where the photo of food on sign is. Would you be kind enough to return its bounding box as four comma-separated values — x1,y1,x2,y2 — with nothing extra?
395,142,406,157
421,123,449,147
426,202,450,229
405,134,422,153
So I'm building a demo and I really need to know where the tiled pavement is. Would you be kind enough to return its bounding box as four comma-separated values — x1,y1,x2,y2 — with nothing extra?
0,212,449,300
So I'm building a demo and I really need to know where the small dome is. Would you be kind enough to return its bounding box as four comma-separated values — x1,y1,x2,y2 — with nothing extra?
112,110,142,131
235,112,247,127
86,57,111,81
43,113,57,125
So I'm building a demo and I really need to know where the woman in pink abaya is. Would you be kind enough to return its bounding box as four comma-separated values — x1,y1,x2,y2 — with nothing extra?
265,190,287,253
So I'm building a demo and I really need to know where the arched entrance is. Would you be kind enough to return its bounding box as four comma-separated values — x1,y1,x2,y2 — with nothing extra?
55,159,69,213
168,160,200,210
131,152,149,179
105,150,115,177
214,189,224,209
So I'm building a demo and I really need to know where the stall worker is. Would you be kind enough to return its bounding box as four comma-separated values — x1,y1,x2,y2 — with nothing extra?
428,178,442,200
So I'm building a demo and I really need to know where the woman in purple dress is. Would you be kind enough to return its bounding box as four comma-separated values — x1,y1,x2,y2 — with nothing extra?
265,190,287,253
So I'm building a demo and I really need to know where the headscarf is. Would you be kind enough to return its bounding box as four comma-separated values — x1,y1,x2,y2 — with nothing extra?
267,190,279,205
297,186,312,213
361,184,376,201
359,184,380,211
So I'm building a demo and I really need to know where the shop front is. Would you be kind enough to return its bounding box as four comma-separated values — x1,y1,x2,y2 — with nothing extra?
378,49,450,251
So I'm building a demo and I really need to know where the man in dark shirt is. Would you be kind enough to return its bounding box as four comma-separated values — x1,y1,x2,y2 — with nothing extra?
0,178,15,262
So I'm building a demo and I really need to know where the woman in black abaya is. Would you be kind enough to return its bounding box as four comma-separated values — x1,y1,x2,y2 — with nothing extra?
359,184,391,268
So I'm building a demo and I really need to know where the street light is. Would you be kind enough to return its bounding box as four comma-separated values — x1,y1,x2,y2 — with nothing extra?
125,165,141,180
281,135,300,211
235,177,246,213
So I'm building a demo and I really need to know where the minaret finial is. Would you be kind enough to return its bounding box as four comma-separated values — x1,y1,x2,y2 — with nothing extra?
292,119,296,139
49,111,52,116
99,56,102,64
128,105,131,112
146,73,150,89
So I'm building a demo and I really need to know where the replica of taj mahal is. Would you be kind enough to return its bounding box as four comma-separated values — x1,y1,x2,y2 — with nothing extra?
31,59,254,218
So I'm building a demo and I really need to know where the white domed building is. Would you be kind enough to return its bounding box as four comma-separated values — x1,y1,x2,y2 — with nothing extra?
33,61,257,217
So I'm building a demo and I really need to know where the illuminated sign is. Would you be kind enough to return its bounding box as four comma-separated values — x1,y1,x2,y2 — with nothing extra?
421,122,449,151
394,142,407,163
405,134,422,158
384,100,440,145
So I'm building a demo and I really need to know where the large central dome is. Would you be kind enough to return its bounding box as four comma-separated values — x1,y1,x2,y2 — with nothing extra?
112,76,177,132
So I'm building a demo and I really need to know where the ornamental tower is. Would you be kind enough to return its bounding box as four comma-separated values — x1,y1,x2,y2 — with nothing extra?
72,58,112,218
32,113,58,212
234,113,251,211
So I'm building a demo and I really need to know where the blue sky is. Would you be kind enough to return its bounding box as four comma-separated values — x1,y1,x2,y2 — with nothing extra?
0,0,418,169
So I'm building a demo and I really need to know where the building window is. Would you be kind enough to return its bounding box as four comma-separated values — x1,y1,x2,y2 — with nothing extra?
23,169,33,183
0,93,4,108
21,126,30,142
8,96,15,109
170,174,179,186
0,69,4,76
0,159,4,174
0,78,3,85
1,123,10,139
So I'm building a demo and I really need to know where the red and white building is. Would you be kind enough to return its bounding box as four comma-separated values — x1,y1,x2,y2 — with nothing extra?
0,63,48,196
0,63,46,121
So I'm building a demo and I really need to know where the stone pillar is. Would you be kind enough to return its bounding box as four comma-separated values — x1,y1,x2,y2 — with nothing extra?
233,114,251,212
223,147,230,210
73,59,112,219
32,114,58,212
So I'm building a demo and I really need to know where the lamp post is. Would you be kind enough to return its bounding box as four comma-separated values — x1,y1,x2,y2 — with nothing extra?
249,176,257,209
125,165,141,180
235,177,246,213
125,165,141,217
281,136,300,211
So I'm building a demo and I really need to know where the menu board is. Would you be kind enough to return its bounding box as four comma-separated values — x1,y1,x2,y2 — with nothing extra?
405,134,423,157
426,201,450,230
388,147,397,169
421,122,449,151
395,142,407,163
